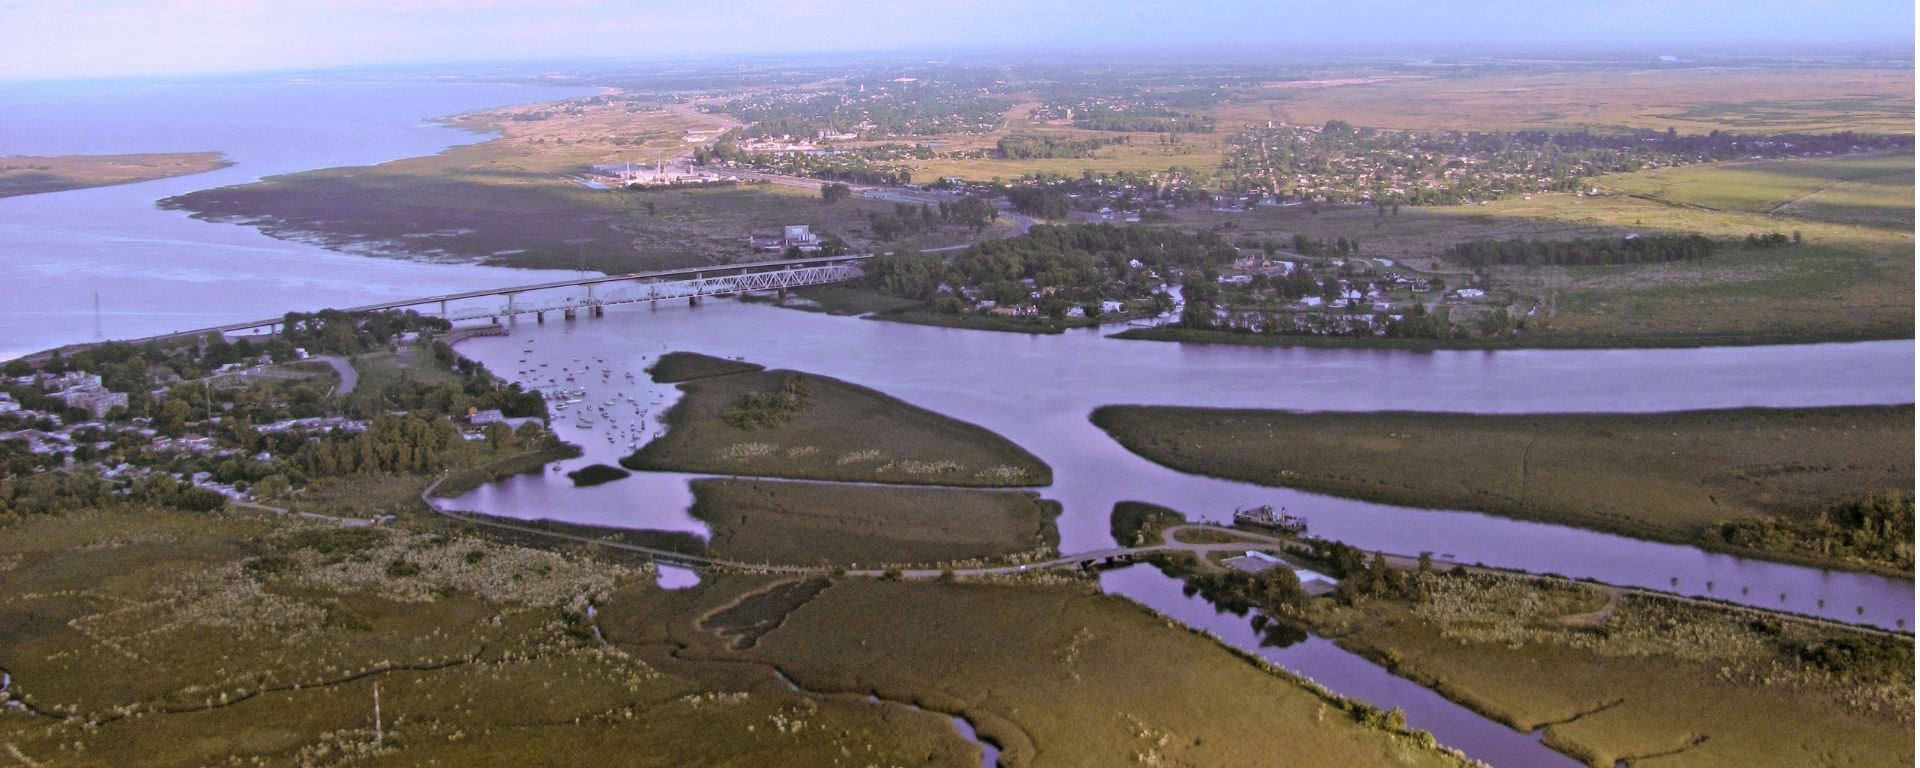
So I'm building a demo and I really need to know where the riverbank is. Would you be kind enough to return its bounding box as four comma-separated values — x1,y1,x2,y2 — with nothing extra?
1112,324,1919,351
1092,404,1915,576
781,285,1097,335
0,151,231,198
157,94,975,274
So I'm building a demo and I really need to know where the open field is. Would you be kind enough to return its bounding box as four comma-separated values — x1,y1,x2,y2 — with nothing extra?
624,353,1050,487
602,574,1472,768
690,479,1060,567
1306,571,1912,768
159,100,975,273
1092,405,1914,573
0,506,980,767
1598,153,1914,229
0,152,231,198
1212,67,1915,134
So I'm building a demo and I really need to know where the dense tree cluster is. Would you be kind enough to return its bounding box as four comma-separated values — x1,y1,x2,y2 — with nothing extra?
866,224,1230,303
1745,231,1795,249
1073,112,1215,133
1709,492,1914,572
866,202,966,242
996,133,1128,160
1442,235,1717,267
722,376,812,430
1003,187,1072,218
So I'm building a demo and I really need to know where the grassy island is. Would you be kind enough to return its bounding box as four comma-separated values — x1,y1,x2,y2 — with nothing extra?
0,152,231,198
624,353,1050,487
1093,405,1915,574
690,479,1059,567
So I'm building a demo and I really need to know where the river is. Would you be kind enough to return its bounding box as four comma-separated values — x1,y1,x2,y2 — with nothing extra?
442,301,1915,631
6,78,1913,768
0,78,594,358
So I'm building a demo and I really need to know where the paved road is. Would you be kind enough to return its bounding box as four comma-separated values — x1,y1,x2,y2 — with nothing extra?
313,355,357,396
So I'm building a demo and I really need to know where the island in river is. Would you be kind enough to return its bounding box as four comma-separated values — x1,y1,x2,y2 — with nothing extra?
0,152,231,198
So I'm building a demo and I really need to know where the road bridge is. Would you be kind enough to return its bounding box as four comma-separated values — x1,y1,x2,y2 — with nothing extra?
111,253,873,348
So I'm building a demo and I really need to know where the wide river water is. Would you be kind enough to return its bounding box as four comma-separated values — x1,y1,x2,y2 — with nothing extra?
444,301,1915,631
4,78,1913,768
0,78,593,358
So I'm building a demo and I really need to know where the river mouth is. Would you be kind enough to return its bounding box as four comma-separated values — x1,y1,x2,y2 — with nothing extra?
439,297,1915,630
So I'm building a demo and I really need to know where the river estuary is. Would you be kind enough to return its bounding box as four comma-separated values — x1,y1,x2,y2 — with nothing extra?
4,78,1912,768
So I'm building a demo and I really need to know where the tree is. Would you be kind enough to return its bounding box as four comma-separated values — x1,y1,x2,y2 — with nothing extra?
820,182,852,204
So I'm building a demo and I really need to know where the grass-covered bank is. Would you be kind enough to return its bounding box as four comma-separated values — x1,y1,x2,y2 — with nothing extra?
690,479,1059,567
0,151,232,198
431,444,582,499
624,353,1050,487
1092,405,1915,574
646,351,764,382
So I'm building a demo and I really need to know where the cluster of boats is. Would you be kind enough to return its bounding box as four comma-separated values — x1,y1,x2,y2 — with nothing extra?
511,344,667,452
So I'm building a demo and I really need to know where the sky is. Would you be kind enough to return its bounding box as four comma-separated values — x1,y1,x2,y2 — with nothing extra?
0,0,1913,81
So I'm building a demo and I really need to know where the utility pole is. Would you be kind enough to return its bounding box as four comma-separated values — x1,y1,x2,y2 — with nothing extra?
373,682,383,746
93,291,103,339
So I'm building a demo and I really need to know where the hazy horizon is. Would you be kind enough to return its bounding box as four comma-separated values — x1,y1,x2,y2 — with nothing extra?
2,0,1913,82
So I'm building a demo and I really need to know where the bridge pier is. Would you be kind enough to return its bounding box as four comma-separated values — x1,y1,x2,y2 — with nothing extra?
439,299,447,318
591,302,604,318
688,295,700,307
563,307,577,321
536,311,545,324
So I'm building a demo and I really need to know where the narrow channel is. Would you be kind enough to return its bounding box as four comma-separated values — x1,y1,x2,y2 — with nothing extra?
1098,564,1582,768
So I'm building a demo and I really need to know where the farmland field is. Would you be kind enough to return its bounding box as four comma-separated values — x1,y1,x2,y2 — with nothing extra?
1210,67,1915,134
1598,153,1914,228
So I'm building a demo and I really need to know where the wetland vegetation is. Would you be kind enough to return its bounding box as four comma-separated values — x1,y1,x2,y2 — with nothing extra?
1093,405,1915,574
623,353,1050,487
0,152,231,198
